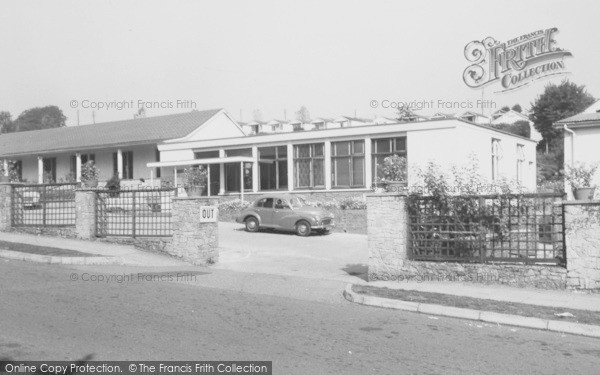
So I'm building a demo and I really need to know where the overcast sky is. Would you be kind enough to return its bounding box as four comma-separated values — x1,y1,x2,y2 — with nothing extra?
1,0,599,126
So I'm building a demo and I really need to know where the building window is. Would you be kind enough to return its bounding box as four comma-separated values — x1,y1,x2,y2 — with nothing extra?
516,144,525,183
43,157,57,183
10,161,22,181
70,154,96,176
113,151,134,179
491,139,501,180
294,143,324,189
155,148,161,178
331,140,365,188
194,150,220,159
258,146,288,191
224,148,252,192
371,137,407,181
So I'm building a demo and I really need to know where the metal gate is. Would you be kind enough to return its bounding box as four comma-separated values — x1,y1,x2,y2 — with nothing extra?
95,188,176,237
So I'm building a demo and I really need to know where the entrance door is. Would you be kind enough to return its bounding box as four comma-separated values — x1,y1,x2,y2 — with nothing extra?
255,197,274,226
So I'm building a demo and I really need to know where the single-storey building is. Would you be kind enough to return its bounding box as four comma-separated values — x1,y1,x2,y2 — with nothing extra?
0,108,537,197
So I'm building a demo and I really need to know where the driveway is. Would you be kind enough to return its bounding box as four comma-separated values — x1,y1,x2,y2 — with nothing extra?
217,222,368,282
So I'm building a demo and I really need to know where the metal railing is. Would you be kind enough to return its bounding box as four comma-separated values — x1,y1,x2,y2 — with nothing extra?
95,187,176,238
11,183,79,227
407,193,566,265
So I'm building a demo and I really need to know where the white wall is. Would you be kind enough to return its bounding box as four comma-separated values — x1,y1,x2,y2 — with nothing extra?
15,144,159,183
570,127,600,187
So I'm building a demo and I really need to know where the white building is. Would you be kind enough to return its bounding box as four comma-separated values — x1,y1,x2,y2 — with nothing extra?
492,109,543,143
556,100,600,195
0,108,538,197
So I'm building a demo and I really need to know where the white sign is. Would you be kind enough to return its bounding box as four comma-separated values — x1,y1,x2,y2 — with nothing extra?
199,206,218,222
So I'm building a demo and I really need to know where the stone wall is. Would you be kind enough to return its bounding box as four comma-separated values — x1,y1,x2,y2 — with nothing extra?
366,193,568,289
97,236,172,254
0,184,11,231
168,197,219,265
9,226,77,239
217,190,370,203
370,260,567,289
564,202,600,291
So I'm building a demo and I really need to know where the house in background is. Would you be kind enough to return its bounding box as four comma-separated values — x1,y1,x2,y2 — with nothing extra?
491,109,543,143
555,100,600,198
457,111,491,125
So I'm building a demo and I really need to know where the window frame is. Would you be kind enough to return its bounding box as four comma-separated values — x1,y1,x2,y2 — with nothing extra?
331,140,365,188
371,137,407,182
294,143,325,189
258,146,288,191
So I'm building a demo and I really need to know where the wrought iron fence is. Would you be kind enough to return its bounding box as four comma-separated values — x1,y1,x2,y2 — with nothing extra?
95,188,176,237
407,193,566,265
11,183,79,227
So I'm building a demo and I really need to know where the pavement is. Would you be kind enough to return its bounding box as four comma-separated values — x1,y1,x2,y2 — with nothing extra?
1,223,600,339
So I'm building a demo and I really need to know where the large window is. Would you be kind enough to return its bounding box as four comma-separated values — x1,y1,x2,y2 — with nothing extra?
516,144,525,183
224,148,252,192
43,157,57,183
371,137,407,181
491,139,501,181
332,140,365,188
259,146,288,190
113,151,134,179
294,143,324,189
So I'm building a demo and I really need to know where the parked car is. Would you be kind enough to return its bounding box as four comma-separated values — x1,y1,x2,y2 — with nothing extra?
236,194,335,236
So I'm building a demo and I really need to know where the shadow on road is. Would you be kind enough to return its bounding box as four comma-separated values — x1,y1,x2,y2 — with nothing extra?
342,263,368,281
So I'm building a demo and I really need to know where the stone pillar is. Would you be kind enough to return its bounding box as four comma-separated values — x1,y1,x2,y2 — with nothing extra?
0,183,12,231
168,197,219,265
75,190,97,239
367,193,409,277
564,201,600,291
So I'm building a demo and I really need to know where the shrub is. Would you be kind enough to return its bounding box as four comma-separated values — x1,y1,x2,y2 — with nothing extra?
219,199,251,211
81,160,99,185
183,166,207,187
565,162,598,189
339,196,367,210
377,155,407,182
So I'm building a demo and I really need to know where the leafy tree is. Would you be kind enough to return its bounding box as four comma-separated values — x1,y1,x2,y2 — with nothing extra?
500,106,510,112
490,120,530,138
0,111,12,134
295,106,310,123
9,106,67,133
530,80,595,153
511,104,522,113
252,109,263,122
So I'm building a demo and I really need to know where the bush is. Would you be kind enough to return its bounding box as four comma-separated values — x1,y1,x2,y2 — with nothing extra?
339,196,367,210
565,162,598,189
183,166,207,187
219,199,251,211
81,161,99,185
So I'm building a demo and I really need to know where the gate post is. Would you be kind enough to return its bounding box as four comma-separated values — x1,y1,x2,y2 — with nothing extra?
75,190,97,239
0,183,12,231
563,201,600,291
367,193,409,278
168,196,219,265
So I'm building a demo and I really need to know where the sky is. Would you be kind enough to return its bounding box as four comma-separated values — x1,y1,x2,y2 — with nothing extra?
1,0,599,126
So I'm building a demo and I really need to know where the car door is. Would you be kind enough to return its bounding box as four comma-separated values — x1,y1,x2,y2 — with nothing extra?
258,198,274,226
273,198,293,229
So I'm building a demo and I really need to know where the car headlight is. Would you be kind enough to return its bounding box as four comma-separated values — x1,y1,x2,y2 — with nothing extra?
313,216,321,223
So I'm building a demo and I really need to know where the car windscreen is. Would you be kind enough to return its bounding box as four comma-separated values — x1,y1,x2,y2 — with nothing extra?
289,197,305,209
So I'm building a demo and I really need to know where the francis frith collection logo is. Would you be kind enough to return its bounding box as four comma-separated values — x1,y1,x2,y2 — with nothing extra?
463,27,572,92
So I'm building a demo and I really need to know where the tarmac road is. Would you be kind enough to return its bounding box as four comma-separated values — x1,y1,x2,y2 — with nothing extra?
1,259,599,375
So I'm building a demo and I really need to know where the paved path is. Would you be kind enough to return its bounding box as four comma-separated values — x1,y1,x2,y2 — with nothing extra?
1,260,599,374
216,222,368,282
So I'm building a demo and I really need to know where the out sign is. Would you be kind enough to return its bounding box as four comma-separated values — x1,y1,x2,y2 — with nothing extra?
199,206,218,222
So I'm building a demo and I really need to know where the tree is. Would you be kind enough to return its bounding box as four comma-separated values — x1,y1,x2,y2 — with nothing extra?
0,111,12,134
511,104,522,113
500,106,510,112
295,106,310,123
530,80,595,153
9,106,67,133
252,109,263,122
490,120,530,138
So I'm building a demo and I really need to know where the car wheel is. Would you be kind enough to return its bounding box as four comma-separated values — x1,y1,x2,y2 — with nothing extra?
295,220,311,236
245,217,259,232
